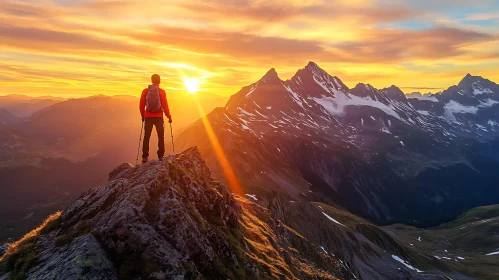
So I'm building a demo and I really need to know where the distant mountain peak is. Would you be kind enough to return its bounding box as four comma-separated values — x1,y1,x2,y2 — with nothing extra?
304,61,328,76
353,83,375,91
455,73,499,97
406,92,423,98
305,61,320,69
382,85,407,101
458,73,480,87
259,68,281,83
290,61,349,94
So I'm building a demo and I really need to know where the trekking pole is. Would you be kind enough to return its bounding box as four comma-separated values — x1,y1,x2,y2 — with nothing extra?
135,120,144,165
169,122,175,160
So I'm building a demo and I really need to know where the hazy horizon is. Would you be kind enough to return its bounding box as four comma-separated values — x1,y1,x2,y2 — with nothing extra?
1,65,498,99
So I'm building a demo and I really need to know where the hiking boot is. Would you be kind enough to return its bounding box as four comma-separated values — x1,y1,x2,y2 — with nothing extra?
141,157,148,163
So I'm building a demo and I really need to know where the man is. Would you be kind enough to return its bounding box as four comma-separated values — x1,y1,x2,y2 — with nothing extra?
139,74,172,163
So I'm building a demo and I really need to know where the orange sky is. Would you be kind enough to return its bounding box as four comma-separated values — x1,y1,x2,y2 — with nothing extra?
1,0,499,98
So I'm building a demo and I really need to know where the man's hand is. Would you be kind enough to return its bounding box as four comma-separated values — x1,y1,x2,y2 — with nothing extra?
141,116,145,122
168,117,172,124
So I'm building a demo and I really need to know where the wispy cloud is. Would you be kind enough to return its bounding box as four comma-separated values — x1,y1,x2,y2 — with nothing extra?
0,0,498,97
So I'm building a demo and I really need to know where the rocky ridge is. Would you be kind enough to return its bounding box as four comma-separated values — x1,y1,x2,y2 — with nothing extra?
0,148,474,279
0,148,351,279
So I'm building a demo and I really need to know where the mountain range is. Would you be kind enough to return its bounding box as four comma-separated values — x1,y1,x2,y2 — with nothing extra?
175,62,499,226
0,95,65,119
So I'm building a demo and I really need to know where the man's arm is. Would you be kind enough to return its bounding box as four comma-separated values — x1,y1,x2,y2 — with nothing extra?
139,89,146,119
161,89,171,121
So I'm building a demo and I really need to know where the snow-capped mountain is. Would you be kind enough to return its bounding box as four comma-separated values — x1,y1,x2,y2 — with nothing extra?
175,62,499,225
408,74,499,139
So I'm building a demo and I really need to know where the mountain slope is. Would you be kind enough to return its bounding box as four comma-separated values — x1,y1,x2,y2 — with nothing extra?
0,148,472,280
0,151,127,243
174,62,499,225
0,95,64,118
385,204,499,280
0,109,19,125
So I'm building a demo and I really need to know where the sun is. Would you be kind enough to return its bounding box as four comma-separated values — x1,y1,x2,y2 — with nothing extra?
183,77,199,94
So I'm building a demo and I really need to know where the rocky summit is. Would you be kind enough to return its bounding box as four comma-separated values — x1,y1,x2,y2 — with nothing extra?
0,148,351,280
0,147,480,279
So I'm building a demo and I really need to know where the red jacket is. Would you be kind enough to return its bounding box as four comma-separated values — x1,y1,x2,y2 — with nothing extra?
140,84,171,119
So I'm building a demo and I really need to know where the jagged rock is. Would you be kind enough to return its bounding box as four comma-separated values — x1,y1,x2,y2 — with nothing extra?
1,147,350,280
108,162,133,180
0,244,8,257
27,234,117,280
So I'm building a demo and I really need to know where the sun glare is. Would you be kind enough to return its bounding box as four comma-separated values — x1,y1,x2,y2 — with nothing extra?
195,101,243,195
184,77,199,94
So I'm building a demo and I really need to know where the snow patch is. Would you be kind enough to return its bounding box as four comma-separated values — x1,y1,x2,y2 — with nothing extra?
444,98,498,121
322,212,345,227
486,251,499,256
480,98,499,107
245,84,257,98
320,246,328,254
418,110,430,116
283,83,304,107
417,236,421,242
400,141,405,147
381,127,391,134
245,194,258,201
476,124,488,131
313,94,403,121
333,77,342,89
392,255,423,273
410,95,439,102
238,108,256,117
444,101,478,114
472,84,493,95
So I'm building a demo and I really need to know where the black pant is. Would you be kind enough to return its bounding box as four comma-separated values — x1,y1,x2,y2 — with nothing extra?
142,117,165,159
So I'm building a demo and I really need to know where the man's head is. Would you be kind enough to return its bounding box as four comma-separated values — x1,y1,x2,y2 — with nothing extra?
151,74,161,85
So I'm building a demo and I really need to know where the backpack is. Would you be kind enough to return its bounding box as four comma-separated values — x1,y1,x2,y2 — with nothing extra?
146,85,162,113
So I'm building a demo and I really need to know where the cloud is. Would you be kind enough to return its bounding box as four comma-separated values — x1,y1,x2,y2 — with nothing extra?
0,24,159,60
0,0,498,97
466,13,499,21
328,26,495,63
401,87,445,90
